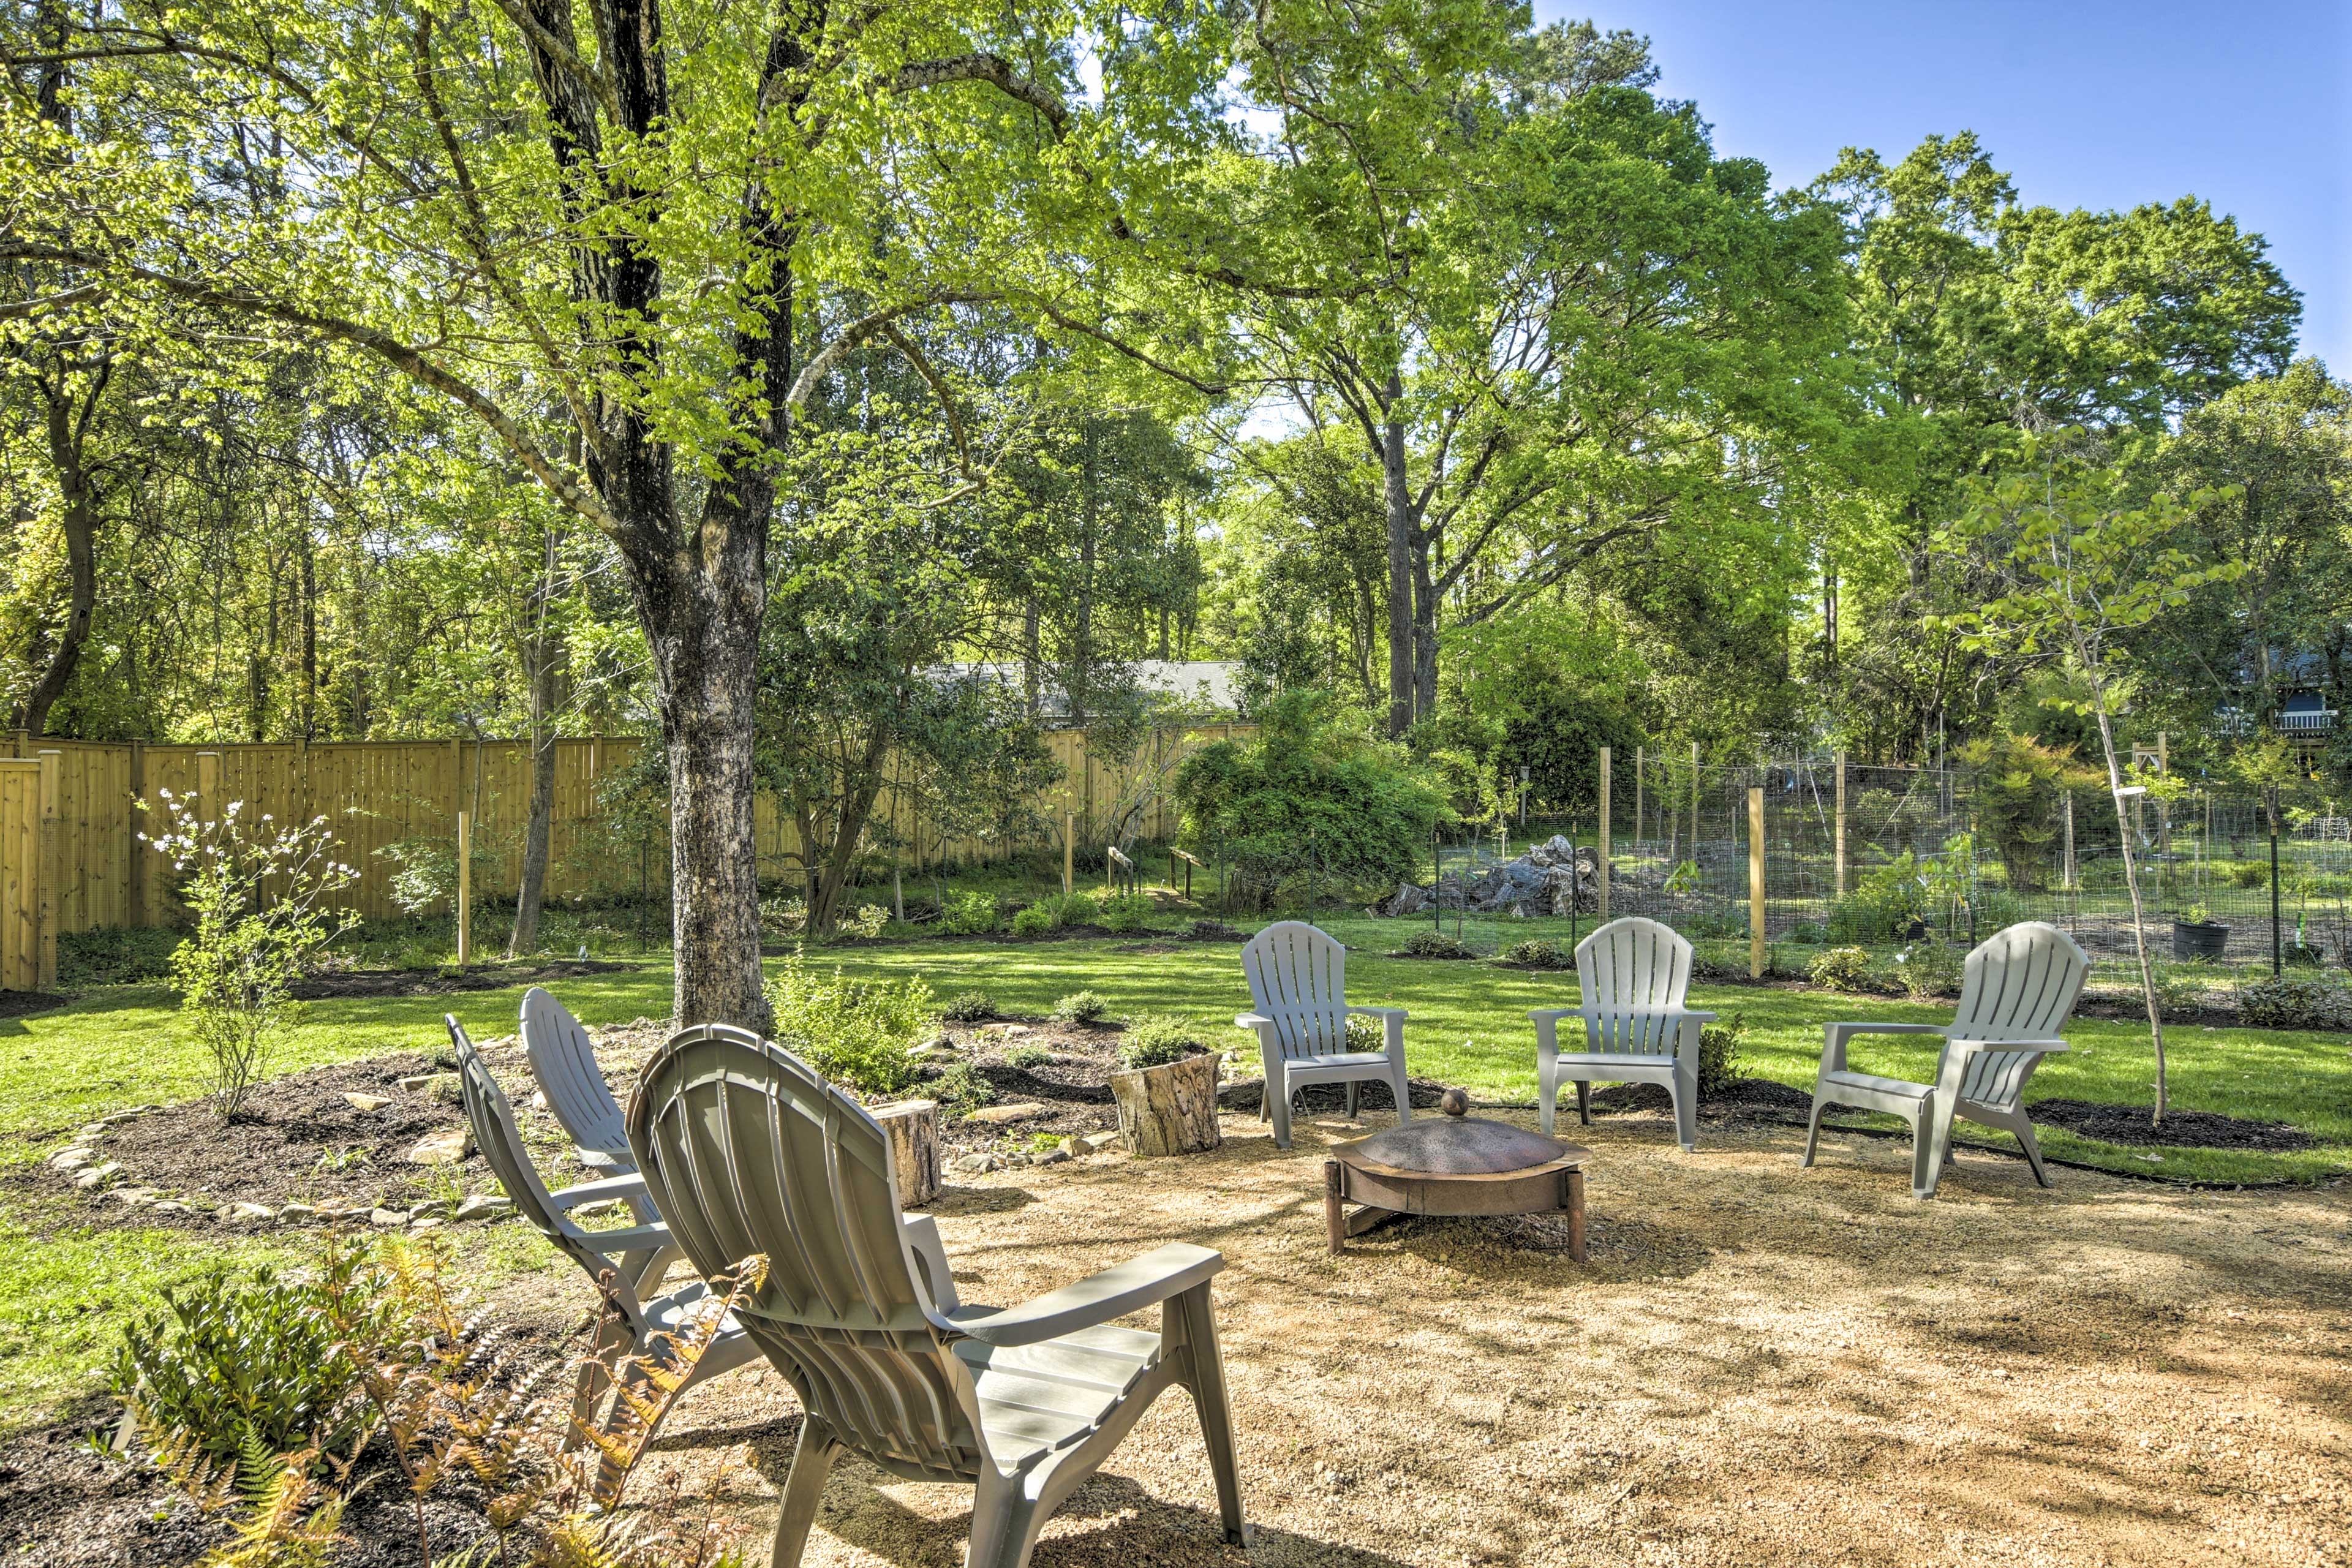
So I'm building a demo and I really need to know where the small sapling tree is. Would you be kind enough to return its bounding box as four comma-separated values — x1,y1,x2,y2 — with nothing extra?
1943,439,2243,1122
144,793,359,1119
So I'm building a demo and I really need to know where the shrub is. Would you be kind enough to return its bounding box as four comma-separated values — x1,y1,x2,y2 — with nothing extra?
1893,940,1962,1000
1398,929,1472,959
1120,1014,1211,1069
765,952,933,1096
1696,1012,1746,1097
941,890,1001,935
1009,902,1057,937
1052,990,1111,1025
1498,938,1567,967
1097,891,1154,932
1172,688,1450,910
1042,891,1099,928
1344,1013,1385,1053
760,894,809,935
1808,946,1880,993
1188,918,1245,941
1788,921,1828,946
2231,861,2269,889
940,989,997,1022
114,1242,386,1483
1827,853,1929,944
2237,973,2352,1031
146,791,359,1118
1005,1044,1055,1068
836,903,891,940
929,1060,995,1110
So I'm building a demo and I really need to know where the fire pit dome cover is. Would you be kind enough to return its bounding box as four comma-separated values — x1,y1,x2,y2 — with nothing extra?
1352,1116,1567,1175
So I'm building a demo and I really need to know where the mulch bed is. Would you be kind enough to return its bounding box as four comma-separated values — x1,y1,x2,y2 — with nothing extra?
6,1053,484,1230
1583,1076,1822,1121
290,959,636,1000
2025,1098,2313,1152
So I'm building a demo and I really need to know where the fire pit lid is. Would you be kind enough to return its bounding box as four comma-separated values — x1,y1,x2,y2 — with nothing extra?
1349,1115,1572,1175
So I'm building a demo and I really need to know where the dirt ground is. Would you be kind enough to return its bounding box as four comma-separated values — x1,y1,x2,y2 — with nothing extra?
530,1104,2352,1568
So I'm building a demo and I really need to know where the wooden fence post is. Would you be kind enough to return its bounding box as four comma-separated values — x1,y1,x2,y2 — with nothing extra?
1688,740,1701,863
1063,809,1074,897
1748,785,1766,980
195,751,220,826
456,810,472,966
1833,749,1847,899
1634,745,1645,858
1596,746,1611,921
36,752,60,990
2064,791,2076,891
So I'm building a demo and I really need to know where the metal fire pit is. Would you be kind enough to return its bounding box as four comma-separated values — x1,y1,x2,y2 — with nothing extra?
1322,1094,1588,1262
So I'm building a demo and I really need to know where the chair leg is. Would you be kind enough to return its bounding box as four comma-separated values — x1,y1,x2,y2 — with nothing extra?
1913,1101,1956,1200
1171,1283,1251,1547
1537,1050,1559,1137
1801,1093,1829,1168
1670,1062,1697,1153
1575,1080,1591,1126
965,1463,1047,1568
1389,1058,1412,1123
1344,1079,1358,1119
1268,1071,1293,1150
2013,1117,2053,1188
771,1417,844,1568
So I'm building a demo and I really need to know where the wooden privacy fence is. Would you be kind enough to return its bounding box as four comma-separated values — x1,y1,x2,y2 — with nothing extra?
0,723,1248,968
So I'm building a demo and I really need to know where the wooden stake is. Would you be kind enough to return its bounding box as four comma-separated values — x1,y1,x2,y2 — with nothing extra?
456,810,472,967
1596,746,1611,921
1634,745,1645,859
1833,750,1847,899
1063,809,1074,897
1689,740,1701,863
1748,785,1766,980
35,752,59,990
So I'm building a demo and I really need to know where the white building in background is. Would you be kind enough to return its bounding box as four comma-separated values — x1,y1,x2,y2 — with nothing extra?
927,660,1242,723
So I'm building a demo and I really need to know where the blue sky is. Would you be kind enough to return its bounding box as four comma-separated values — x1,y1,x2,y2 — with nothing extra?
1551,1,2350,374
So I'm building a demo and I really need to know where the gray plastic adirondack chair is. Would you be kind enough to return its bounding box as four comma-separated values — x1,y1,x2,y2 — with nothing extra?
1529,916,1715,1151
1801,921,2088,1199
521,986,633,1173
627,1024,1250,1568
1237,921,1411,1150
444,1017,759,1450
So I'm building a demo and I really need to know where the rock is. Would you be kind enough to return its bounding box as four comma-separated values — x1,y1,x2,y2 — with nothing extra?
370,1207,411,1227
77,1123,108,1138
454,1194,513,1223
48,1146,94,1171
530,1090,550,1110
1079,1131,1122,1155
398,1072,462,1105
1031,1147,1070,1166
572,1199,624,1219
343,1093,394,1112
966,1102,1047,1125
277,1204,317,1224
72,1161,120,1189
907,1043,959,1062
1001,1024,1033,1037
948,1152,1003,1175
150,1201,190,1216
220,1201,275,1222
409,1218,443,1232
405,1127,473,1166
111,1187,160,1208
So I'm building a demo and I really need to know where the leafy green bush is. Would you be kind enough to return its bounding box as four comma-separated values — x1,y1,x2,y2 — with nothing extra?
1497,937,1567,967
1053,990,1112,1025
1344,1013,1385,1053
2237,973,2352,1031
1397,929,1474,959
835,903,891,940
941,890,1001,935
1188,918,1244,941
115,1243,387,1482
761,894,809,935
929,1061,995,1110
1827,853,1929,944
1787,921,1828,945
940,989,997,1022
1009,902,1057,937
1807,946,1882,993
766,952,933,1096
1173,689,1450,910
2231,861,2269,889
1097,892,1154,932
1893,940,1962,1000
1696,1012,1746,1097
58,925,183,988
1120,1014,1211,1069
1005,1044,1055,1068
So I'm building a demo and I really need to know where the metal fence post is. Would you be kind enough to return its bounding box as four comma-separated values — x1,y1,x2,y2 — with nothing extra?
1688,741,1700,868
1748,785,1765,979
1832,749,1847,899
2268,786,2282,976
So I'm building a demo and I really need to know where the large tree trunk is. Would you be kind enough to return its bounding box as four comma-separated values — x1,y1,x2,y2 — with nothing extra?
1411,537,1439,722
18,365,106,737
1381,379,1413,737
656,607,767,1028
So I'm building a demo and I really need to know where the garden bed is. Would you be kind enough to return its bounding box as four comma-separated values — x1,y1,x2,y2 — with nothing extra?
289,958,638,1000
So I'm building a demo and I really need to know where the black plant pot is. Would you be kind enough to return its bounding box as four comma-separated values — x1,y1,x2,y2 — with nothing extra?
2171,919,2229,961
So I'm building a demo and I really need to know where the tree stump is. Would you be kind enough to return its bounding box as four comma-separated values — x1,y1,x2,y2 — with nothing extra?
871,1099,941,1207
1108,1052,1223,1157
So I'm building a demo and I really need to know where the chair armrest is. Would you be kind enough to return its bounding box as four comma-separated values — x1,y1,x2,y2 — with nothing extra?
1235,1012,1273,1031
1825,1022,1950,1036
554,1221,671,1252
902,1214,960,1311
549,1173,653,1212
1344,1006,1408,1022
954,1242,1225,1348
1947,1037,2069,1055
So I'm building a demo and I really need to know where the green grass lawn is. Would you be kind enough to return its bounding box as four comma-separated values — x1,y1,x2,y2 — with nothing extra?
2,924,2345,1434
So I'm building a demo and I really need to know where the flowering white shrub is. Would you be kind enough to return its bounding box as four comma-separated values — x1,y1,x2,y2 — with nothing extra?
143,791,359,1118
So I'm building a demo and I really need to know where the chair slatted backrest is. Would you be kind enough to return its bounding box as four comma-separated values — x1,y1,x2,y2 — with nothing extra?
627,1025,982,1483
1240,922,1350,1060
445,1017,652,1325
521,987,630,1161
1573,918,1695,1055
1949,922,2089,1107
